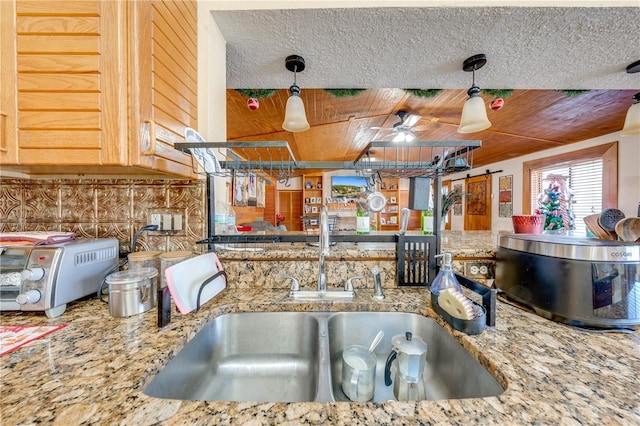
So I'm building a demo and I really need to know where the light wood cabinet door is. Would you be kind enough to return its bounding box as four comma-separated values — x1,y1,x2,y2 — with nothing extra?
0,0,197,178
128,0,198,177
0,0,18,163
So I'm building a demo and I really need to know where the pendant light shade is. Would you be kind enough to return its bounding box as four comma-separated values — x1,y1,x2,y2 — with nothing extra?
458,54,491,134
282,55,310,132
458,86,492,134
282,85,310,132
620,93,640,136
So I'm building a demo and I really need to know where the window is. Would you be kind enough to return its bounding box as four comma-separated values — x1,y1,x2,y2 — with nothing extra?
522,143,618,235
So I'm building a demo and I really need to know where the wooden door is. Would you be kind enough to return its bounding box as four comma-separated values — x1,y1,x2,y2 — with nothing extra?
464,175,492,230
128,0,197,177
278,190,303,231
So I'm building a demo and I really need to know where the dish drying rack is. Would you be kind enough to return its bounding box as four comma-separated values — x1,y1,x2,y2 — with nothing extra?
173,139,480,251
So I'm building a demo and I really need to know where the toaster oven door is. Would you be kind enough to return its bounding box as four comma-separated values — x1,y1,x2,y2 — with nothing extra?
0,247,29,310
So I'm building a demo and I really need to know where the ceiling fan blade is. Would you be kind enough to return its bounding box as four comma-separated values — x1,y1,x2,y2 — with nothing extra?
402,114,422,128
369,126,394,130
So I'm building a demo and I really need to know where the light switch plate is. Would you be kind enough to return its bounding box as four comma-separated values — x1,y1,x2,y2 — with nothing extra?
147,208,186,236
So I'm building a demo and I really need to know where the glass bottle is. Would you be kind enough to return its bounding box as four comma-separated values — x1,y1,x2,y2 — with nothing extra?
356,207,370,234
421,209,434,235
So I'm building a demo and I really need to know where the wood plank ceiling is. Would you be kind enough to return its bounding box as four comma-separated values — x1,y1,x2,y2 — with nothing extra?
226,87,635,170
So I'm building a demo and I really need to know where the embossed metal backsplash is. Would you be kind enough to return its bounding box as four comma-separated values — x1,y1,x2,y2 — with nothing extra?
0,179,207,255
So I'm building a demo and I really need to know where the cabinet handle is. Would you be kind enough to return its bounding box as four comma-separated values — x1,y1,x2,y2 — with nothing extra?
0,111,8,153
141,119,156,156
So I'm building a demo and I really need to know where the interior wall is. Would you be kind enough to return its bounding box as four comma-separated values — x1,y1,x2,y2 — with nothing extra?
447,132,640,233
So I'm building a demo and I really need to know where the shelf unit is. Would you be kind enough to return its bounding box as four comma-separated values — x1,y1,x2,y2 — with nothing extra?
302,174,324,230
378,178,400,230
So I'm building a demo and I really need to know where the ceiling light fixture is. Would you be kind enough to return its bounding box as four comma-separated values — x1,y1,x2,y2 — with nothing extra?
458,54,492,134
282,55,310,132
392,130,415,143
620,60,640,136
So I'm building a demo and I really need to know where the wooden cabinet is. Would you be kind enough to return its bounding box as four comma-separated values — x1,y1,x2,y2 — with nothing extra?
0,0,197,178
378,178,400,230
302,174,324,229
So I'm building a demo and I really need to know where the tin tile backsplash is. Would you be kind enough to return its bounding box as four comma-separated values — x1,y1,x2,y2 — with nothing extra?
0,178,207,255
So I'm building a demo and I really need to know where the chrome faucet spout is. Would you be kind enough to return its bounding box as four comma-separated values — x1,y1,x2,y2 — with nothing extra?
317,206,330,292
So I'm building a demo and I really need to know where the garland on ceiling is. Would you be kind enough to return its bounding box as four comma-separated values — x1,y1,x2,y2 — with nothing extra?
404,89,442,98
235,89,277,99
483,89,513,98
323,89,367,98
558,90,590,97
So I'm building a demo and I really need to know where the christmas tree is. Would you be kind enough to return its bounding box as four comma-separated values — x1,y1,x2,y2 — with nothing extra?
535,174,575,231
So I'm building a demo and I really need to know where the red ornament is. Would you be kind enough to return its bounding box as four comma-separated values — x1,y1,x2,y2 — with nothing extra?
247,97,259,110
490,98,504,111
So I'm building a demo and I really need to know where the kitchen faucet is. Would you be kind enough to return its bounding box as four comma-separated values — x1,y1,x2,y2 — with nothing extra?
317,205,330,292
287,204,354,300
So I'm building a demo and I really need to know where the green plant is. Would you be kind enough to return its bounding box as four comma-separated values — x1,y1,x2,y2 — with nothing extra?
404,89,442,98
323,89,366,98
483,89,513,98
235,89,277,99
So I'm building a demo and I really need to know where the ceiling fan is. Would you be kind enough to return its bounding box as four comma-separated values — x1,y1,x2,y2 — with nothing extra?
370,110,425,142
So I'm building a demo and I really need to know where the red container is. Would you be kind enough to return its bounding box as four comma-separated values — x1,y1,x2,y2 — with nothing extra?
512,214,545,234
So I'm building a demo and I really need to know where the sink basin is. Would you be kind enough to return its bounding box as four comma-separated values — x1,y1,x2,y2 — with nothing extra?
144,311,504,402
327,312,505,401
143,312,322,402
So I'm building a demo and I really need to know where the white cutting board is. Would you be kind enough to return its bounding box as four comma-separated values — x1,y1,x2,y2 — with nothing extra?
165,252,226,314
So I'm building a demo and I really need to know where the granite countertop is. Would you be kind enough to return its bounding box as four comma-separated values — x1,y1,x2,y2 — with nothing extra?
1,287,638,425
216,230,501,260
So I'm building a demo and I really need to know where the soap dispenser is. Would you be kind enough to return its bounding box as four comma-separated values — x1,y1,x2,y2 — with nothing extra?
430,252,462,296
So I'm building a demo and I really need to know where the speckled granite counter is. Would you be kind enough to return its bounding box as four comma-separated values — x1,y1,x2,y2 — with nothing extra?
1,287,638,425
216,231,501,288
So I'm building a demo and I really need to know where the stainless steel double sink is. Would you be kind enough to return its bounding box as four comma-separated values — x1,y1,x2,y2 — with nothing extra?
143,312,505,402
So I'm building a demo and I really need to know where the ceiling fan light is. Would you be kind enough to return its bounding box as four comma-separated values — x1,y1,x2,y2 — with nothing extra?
458,94,491,134
620,93,640,136
282,86,310,132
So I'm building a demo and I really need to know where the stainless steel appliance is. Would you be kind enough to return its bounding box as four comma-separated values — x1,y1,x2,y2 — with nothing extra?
0,238,119,318
496,234,640,328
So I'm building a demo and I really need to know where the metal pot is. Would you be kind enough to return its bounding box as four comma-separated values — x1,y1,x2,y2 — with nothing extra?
356,190,386,212
105,267,158,317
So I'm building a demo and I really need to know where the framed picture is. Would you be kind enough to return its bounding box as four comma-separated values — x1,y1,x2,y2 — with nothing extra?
389,183,397,189
305,197,310,204
498,175,513,218
310,197,317,204
390,196,397,203
389,216,397,224
311,206,318,213
316,182,322,189
388,205,398,212
305,205,311,213
380,217,386,225
233,171,248,206
305,181,313,189
256,178,266,208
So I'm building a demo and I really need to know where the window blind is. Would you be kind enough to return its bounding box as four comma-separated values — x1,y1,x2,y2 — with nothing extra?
530,158,603,235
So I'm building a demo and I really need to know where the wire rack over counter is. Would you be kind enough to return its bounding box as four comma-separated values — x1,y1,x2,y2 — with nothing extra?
174,140,481,180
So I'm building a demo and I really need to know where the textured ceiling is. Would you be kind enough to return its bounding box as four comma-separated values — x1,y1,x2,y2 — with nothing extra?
211,6,640,90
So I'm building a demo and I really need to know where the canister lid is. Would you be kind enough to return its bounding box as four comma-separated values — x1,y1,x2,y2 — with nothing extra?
160,251,193,259
106,267,158,284
128,251,162,261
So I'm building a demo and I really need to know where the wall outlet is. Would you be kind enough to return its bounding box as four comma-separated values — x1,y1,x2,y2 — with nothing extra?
463,260,495,280
147,208,186,236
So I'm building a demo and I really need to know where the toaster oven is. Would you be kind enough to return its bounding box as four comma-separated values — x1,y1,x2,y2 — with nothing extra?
0,238,119,318
496,234,640,328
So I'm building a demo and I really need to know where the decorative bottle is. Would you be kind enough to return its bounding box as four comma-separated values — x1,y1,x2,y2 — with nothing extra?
421,209,434,235
356,207,370,234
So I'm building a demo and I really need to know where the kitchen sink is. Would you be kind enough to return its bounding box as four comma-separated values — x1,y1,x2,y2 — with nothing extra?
144,311,504,402
327,312,504,402
143,312,323,402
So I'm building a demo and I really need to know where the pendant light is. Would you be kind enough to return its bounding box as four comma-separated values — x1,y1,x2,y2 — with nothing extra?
458,54,492,134
620,60,640,136
282,55,310,132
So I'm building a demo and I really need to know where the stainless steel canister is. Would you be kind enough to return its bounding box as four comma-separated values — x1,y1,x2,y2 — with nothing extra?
106,267,158,317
